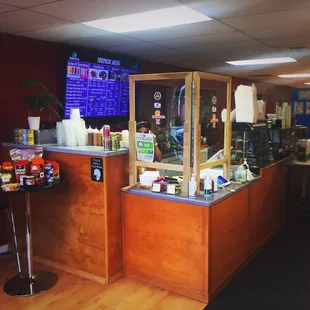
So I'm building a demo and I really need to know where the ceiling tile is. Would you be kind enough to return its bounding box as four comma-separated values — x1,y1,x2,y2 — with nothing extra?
156,31,251,49
125,20,234,41
244,25,310,40
67,33,144,49
0,9,72,33
261,36,310,49
0,3,18,12
0,0,57,7
222,9,310,30
17,24,108,41
183,0,310,19
31,0,180,22
192,40,275,60
107,42,181,58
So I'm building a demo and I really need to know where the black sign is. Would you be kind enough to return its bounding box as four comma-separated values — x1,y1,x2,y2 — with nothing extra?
91,158,103,182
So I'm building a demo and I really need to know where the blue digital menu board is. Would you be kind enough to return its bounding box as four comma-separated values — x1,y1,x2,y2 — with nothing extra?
64,53,139,118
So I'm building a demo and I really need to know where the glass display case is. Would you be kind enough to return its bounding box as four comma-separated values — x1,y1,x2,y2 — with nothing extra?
231,122,274,172
268,125,296,160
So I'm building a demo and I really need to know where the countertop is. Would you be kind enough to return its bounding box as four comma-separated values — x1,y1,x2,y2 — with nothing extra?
2,142,129,157
123,177,261,207
283,155,310,167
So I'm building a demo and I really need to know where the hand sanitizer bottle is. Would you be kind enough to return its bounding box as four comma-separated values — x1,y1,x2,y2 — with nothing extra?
188,174,197,198
204,175,212,197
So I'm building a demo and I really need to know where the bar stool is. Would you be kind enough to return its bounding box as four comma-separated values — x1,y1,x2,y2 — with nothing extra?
2,187,58,297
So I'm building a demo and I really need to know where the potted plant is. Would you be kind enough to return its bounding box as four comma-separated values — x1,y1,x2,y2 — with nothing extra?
18,80,63,130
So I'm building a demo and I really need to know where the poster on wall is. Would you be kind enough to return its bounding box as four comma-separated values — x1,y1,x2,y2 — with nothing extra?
294,102,304,114
299,91,310,100
306,102,310,115
136,133,154,162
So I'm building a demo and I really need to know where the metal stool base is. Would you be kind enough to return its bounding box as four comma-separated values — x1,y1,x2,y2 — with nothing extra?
3,271,58,296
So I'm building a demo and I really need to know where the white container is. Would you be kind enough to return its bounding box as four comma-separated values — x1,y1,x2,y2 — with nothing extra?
28,116,40,130
204,175,212,197
188,174,197,198
70,108,81,121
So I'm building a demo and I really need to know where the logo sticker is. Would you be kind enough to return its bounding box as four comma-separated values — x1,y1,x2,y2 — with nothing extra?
212,96,217,105
154,91,162,101
154,102,161,109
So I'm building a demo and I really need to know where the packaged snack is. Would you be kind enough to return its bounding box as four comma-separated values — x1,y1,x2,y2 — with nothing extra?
2,162,14,184
14,160,29,184
30,158,45,186
1,183,20,192
46,161,60,181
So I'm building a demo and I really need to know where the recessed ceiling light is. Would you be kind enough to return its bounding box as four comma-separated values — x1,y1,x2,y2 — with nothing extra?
278,73,310,78
83,6,212,33
226,57,296,66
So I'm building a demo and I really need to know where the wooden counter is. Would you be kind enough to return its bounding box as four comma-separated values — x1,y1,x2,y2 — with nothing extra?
122,160,288,304
2,145,128,285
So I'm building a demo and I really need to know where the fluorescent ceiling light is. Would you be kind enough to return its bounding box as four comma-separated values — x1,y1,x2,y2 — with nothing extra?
83,6,212,33
226,57,296,66
278,73,310,78
305,82,310,85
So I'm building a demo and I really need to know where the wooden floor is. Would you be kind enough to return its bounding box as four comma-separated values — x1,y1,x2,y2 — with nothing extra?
0,256,205,310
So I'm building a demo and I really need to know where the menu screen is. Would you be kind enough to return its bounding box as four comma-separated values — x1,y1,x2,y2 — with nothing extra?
64,55,139,118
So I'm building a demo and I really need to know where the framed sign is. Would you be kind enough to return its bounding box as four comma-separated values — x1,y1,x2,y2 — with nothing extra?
91,158,103,182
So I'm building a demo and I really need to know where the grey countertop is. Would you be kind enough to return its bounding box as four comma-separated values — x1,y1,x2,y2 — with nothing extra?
123,177,261,207
282,155,310,167
2,142,129,157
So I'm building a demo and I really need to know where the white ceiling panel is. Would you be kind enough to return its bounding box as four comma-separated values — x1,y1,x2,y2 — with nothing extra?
67,34,145,49
31,0,181,22
0,0,58,7
0,3,18,12
222,9,310,30
183,0,310,19
156,31,251,49
125,20,234,41
17,24,109,41
0,9,72,33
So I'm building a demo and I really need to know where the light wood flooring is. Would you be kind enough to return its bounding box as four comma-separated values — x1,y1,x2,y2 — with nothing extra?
0,256,206,310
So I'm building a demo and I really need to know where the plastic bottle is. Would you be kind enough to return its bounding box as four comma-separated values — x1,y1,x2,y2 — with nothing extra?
188,174,197,198
204,175,212,197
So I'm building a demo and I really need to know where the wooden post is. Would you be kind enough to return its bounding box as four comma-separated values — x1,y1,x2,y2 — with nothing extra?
193,72,201,192
182,73,193,196
223,78,232,180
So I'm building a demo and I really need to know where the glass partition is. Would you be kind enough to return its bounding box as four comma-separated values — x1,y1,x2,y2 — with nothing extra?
129,72,192,194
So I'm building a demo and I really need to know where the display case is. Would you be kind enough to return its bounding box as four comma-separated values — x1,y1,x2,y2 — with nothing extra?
268,126,296,159
231,122,274,172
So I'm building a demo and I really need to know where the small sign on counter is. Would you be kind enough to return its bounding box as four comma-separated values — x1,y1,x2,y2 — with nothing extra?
91,158,103,182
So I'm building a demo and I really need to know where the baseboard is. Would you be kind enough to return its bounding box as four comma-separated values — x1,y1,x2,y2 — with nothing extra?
108,270,124,284
33,256,107,285
125,268,208,304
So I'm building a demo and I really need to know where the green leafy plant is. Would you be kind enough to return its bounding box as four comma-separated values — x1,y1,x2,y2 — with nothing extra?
17,79,63,120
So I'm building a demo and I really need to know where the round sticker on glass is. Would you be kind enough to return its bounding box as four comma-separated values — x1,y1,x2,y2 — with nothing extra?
212,106,217,113
154,102,161,109
212,96,217,105
154,91,162,101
